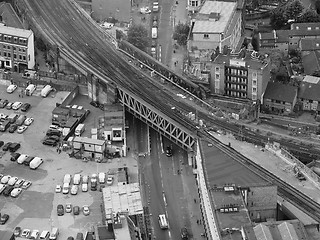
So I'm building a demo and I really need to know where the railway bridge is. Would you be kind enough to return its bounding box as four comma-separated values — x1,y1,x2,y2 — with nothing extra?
16,0,201,159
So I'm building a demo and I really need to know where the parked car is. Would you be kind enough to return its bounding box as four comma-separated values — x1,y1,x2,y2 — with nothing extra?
39,230,50,240
23,156,34,166
13,226,21,237
21,229,31,238
44,135,60,142
10,152,21,161
0,113,7,120
3,186,14,196
8,176,18,186
0,99,9,108
82,205,90,216
107,175,114,185
17,125,28,133
0,214,9,224
57,204,64,216
71,185,78,195
0,141,3,148
22,181,32,189
11,188,22,198
0,184,6,194
15,179,25,188
73,206,80,215
2,142,12,151
6,102,13,110
8,124,18,133
30,229,39,239
43,138,58,146
17,154,29,164
82,175,89,183
9,143,21,152
12,102,23,110
21,103,31,112
24,117,34,126
65,203,72,213
46,129,62,137
7,84,17,93
82,183,88,192
1,175,11,184
55,185,62,193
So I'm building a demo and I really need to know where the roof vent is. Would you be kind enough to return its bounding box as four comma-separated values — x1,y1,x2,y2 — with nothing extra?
209,12,220,21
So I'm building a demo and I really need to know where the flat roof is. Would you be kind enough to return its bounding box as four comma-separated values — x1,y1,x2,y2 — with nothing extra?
73,136,105,145
102,183,143,217
0,24,32,38
193,1,237,33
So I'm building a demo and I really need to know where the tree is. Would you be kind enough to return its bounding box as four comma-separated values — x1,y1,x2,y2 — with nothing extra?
312,70,320,77
173,23,190,46
35,37,47,52
285,0,304,20
270,8,288,29
275,64,290,84
251,34,259,51
127,25,149,51
315,0,320,14
297,9,320,22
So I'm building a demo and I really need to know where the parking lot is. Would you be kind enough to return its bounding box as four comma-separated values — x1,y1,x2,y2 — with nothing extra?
0,82,139,239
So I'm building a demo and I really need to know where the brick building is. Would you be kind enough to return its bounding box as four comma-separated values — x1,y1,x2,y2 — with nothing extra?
210,49,271,101
0,24,34,72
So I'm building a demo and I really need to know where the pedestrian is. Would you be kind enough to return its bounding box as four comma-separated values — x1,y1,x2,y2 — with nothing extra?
199,219,202,225
194,198,197,203
56,147,59,152
174,61,177,67
196,220,199,224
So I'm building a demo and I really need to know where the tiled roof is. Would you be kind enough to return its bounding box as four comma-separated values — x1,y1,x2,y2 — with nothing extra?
300,39,320,51
276,30,290,43
278,222,299,240
299,81,320,102
254,224,273,240
264,81,298,103
192,1,237,33
302,51,320,75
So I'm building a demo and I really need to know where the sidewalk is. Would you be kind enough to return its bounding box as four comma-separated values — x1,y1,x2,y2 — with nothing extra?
170,0,188,75
182,163,206,239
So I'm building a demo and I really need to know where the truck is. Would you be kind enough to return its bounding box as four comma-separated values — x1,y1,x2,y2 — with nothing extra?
62,117,79,136
75,124,85,136
152,27,158,39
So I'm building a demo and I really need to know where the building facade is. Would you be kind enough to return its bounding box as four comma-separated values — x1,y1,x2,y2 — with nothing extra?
210,49,271,101
0,24,34,72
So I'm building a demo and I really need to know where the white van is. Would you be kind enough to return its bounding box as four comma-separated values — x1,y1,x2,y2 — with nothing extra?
49,228,59,240
30,157,43,169
63,174,71,184
73,174,81,185
17,154,29,164
158,214,168,229
99,172,105,183
40,230,50,239
25,84,36,96
75,124,85,136
41,85,52,97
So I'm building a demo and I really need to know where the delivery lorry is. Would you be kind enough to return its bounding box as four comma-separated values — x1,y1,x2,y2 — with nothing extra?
152,27,158,39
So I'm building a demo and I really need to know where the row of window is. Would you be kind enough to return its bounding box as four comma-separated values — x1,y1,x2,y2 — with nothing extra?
226,76,247,84
295,26,320,30
226,68,248,77
2,45,27,52
190,0,199,7
1,51,27,61
226,91,247,98
226,84,247,91
0,34,27,45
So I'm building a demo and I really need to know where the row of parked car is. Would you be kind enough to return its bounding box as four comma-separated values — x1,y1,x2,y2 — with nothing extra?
0,98,31,112
0,141,21,152
42,126,62,146
11,152,44,169
57,203,90,217
13,227,59,240
0,113,34,133
0,174,32,198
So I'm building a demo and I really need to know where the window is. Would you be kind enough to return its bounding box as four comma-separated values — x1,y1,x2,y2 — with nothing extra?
13,54,17,59
215,67,220,72
8,36,11,41
204,34,209,39
307,27,311,30
4,52,7,57
3,35,7,41
215,74,220,80
22,55,26,61
252,87,257,93
19,55,22,60
14,37,17,43
252,80,257,86
252,72,257,79
8,53,11,57
191,0,198,6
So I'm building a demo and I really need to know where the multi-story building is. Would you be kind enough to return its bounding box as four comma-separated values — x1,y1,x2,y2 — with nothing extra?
0,24,34,72
187,0,204,14
188,0,242,82
210,49,271,101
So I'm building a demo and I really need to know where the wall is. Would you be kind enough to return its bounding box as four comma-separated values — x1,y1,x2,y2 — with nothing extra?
246,185,277,222
60,86,79,106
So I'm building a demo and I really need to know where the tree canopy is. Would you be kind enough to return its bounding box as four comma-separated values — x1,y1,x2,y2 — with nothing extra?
173,23,190,46
297,9,320,22
316,0,320,14
127,25,149,51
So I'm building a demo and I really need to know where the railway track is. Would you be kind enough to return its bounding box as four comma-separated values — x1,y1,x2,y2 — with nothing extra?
200,129,320,222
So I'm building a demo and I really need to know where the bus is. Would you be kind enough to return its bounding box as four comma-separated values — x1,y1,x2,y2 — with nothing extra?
158,214,168,229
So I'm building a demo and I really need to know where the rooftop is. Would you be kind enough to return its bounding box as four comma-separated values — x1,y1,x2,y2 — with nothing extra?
102,182,143,218
300,39,320,51
0,24,33,38
73,136,106,145
263,81,298,103
303,75,320,84
276,30,290,43
291,22,320,31
299,81,320,102
193,1,237,33
302,50,320,75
